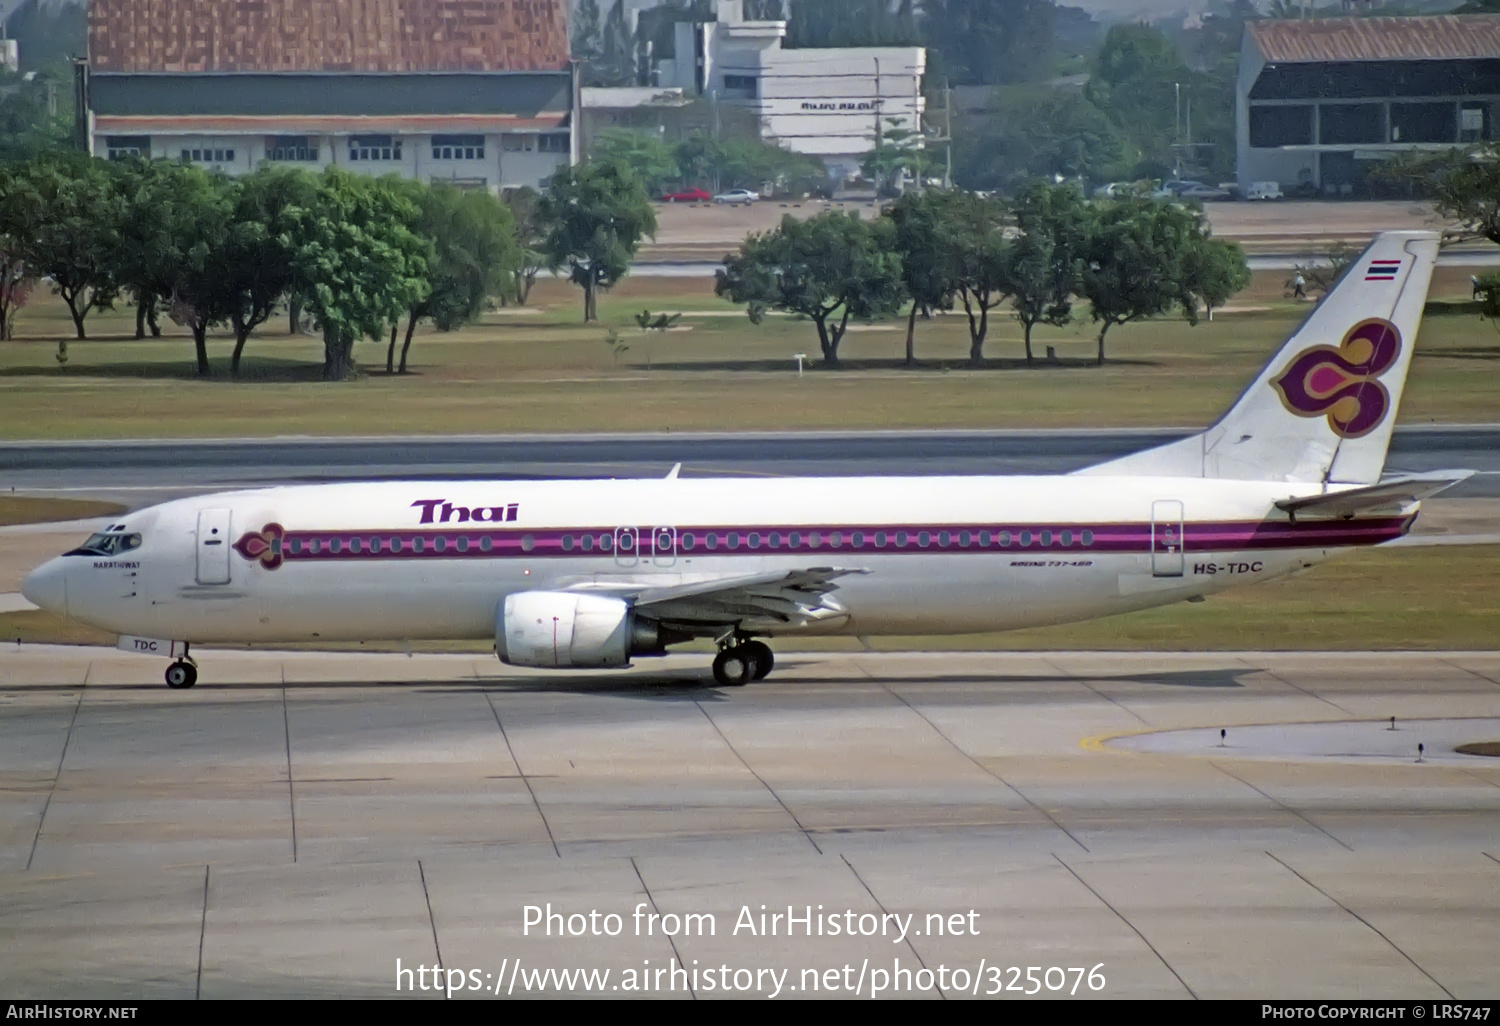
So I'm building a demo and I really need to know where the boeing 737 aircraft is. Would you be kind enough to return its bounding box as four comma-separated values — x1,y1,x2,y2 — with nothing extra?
22,230,1471,689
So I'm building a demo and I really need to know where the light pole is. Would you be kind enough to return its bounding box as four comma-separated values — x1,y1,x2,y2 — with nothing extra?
1174,81,1184,177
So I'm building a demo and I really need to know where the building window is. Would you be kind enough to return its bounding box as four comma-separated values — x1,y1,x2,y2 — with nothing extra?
1391,103,1456,144
1318,103,1383,145
349,135,402,161
105,136,150,160
723,74,758,98
180,147,236,164
1248,105,1313,148
267,136,319,162
538,133,570,153
432,134,485,160
501,134,535,153
1461,103,1490,142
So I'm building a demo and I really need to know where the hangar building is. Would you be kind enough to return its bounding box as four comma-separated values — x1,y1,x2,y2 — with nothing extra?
1238,15,1500,195
80,0,577,192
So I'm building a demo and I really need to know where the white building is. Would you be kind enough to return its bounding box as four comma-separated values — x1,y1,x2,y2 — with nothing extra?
655,0,925,178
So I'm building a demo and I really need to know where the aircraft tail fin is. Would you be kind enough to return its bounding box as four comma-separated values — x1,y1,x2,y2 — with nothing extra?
1076,230,1440,485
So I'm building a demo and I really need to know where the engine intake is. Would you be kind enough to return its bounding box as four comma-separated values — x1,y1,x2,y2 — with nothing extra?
497,591,663,669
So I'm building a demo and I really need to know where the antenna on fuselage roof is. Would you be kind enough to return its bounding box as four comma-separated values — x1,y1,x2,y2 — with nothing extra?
665,463,682,480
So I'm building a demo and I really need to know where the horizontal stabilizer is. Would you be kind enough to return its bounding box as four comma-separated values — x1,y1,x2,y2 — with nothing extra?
1276,470,1474,519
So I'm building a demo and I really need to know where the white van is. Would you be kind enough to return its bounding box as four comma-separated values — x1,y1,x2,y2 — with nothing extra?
1245,181,1284,201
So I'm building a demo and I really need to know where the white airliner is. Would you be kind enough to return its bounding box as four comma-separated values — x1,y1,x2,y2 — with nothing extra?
22,230,1470,689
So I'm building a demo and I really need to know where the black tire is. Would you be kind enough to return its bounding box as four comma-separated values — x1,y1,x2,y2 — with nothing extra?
165,662,197,690
745,641,774,680
712,648,755,687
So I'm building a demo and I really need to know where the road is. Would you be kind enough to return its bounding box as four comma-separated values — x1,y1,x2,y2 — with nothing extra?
631,250,1500,277
2,426,1497,496
3,647,1498,997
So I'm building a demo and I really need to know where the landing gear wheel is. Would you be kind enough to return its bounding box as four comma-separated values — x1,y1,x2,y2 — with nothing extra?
165,661,197,690
744,641,774,680
712,648,756,687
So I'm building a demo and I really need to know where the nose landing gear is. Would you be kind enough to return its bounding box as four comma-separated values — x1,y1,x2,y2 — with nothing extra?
710,637,774,687
165,644,198,689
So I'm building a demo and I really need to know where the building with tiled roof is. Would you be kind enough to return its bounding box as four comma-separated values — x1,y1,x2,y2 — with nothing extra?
1237,15,1500,195
81,0,576,191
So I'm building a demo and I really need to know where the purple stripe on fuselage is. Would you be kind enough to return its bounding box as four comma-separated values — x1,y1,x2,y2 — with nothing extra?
263,517,1412,565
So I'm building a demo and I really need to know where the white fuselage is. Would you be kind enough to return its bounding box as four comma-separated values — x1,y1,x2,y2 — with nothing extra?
29,475,1410,645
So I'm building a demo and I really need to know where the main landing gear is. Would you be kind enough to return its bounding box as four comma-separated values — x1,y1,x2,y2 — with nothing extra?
165,644,198,690
711,637,774,687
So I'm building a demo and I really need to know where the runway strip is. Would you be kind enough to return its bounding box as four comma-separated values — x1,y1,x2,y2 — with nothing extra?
1,647,1496,998
3,425,1498,497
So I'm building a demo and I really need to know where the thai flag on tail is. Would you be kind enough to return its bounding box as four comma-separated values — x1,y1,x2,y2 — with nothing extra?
1365,259,1401,281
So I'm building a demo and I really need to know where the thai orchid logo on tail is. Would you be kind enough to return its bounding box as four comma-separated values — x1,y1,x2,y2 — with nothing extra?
1271,318,1402,438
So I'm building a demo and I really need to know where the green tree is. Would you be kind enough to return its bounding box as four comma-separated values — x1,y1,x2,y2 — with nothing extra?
947,193,1014,364
592,129,681,195
110,159,225,342
160,183,236,376
885,190,962,365
584,0,639,86
921,0,1058,86
1004,181,1086,365
674,132,826,195
715,210,906,366
1084,23,1234,180
1386,149,1500,244
286,170,432,380
390,183,519,374
540,159,657,323
0,242,36,341
1181,235,1249,322
786,0,921,47
956,86,1132,191
221,165,317,374
0,152,121,339
861,117,935,196
1078,197,1202,365
1473,271,1500,351
504,186,548,305
573,0,604,65
0,69,73,161
1085,25,1187,162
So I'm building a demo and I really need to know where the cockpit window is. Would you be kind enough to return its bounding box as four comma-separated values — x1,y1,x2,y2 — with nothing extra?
66,532,143,557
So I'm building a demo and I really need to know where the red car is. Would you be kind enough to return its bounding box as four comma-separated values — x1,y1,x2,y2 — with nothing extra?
661,187,711,203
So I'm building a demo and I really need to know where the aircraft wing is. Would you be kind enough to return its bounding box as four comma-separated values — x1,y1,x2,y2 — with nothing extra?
1276,470,1474,520
563,567,869,633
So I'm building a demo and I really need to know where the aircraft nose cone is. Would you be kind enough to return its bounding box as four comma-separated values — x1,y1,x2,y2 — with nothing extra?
21,559,67,616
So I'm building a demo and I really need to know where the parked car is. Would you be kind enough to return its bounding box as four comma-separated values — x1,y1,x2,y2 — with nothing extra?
713,188,760,205
1093,182,1133,198
1176,183,1231,200
661,187,711,203
1244,181,1284,201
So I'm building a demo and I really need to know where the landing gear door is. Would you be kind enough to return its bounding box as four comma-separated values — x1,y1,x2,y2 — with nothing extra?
1151,500,1185,578
196,509,233,585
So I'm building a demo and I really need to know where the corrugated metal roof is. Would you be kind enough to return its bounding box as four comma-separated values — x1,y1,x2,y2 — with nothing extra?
1248,16,1500,63
88,0,571,74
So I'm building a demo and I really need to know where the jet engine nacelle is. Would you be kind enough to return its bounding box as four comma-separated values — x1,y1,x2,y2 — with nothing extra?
497,591,650,669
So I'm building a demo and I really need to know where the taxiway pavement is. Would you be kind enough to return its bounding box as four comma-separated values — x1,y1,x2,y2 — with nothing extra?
0,647,1496,999
3,426,1498,497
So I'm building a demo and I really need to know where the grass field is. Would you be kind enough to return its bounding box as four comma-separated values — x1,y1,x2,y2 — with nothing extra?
0,497,128,526
3,544,1495,653
0,270,1495,440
